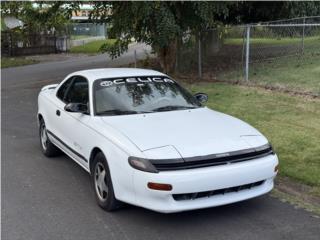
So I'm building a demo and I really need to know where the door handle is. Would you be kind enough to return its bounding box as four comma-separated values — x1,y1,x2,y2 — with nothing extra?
56,110,61,116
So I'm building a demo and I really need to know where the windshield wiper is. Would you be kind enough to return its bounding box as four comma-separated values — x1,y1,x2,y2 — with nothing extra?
96,109,152,116
152,105,197,112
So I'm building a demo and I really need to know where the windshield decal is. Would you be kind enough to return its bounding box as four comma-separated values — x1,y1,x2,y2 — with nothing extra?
100,76,174,87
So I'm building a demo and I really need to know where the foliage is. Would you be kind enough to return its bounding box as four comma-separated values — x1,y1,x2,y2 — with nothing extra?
3,1,318,72
0,1,79,34
90,1,234,73
226,1,320,24
90,1,320,73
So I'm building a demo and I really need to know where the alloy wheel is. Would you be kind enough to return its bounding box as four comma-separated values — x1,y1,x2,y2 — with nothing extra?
40,124,48,150
94,162,109,201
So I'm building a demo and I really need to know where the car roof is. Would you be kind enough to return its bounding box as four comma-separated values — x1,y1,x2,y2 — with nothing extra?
69,68,167,82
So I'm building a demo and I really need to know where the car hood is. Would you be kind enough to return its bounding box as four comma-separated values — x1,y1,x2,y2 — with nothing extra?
100,107,268,158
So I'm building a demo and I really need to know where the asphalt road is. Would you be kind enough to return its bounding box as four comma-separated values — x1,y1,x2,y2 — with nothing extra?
2,45,320,240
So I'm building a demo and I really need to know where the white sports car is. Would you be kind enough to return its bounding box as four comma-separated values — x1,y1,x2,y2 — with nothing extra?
37,68,278,213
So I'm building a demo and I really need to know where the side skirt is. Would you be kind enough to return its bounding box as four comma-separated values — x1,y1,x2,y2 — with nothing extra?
47,130,90,173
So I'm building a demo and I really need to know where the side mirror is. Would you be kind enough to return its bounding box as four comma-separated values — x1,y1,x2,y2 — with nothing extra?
64,103,88,114
194,93,208,103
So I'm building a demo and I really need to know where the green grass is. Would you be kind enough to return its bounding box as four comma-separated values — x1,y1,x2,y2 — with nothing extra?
185,82,320,190
224,36,320,46
249,54,320,94
71,35,92,40
1,57,39,68
70,39,116,54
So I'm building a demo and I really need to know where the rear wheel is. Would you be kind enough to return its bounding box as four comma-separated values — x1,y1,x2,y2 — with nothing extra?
39,119,61,157
92,152,122,211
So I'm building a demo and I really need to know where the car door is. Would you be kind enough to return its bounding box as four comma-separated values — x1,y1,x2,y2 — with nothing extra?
51,76,92,169
46,76,74,145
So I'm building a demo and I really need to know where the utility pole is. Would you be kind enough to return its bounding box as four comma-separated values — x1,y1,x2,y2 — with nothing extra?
245,25,251,81
198,31,202,79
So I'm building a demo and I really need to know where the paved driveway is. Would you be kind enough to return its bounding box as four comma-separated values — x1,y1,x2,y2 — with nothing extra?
2,46,320,240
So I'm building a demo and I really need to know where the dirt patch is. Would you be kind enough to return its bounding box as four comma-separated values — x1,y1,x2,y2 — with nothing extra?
273,176,320,215
239,82,320,99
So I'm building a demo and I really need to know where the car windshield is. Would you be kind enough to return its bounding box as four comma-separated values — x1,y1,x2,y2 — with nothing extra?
93,76,201,116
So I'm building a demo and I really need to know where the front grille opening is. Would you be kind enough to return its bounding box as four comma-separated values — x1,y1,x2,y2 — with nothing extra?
172,180,265,201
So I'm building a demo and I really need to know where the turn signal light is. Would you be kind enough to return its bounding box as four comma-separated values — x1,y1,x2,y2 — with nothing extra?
147,182,172,191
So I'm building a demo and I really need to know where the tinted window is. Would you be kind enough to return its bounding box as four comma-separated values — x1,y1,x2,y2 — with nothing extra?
57,78,73,101
64,77,89,105
93,76,201,116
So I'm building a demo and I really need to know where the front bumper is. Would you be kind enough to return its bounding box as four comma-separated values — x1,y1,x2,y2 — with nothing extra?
132,154,278,213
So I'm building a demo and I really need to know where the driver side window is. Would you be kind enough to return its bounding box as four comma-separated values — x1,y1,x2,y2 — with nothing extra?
57,77,73,102
64,77,89,105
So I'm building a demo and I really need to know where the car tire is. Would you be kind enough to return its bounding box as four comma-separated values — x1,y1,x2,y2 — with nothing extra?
39,119,61,157
92,152,122,211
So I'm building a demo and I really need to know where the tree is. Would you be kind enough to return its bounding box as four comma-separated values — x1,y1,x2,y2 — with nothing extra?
1,1,79,34
90,1,233,73
90,1,320,73
225,1,320,24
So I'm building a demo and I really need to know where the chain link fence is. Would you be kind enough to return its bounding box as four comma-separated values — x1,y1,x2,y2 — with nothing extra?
66,23,107,40
65,22,108,48
177,16,320,95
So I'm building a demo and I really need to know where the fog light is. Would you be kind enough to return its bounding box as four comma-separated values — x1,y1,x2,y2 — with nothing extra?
274,164,279,172
147,182,172,191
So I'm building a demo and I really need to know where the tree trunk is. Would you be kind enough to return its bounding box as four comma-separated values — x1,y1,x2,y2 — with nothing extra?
156,39,177,74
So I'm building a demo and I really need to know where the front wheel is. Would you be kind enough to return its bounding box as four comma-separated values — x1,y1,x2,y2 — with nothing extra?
39,119,61,157
92,152,122,211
